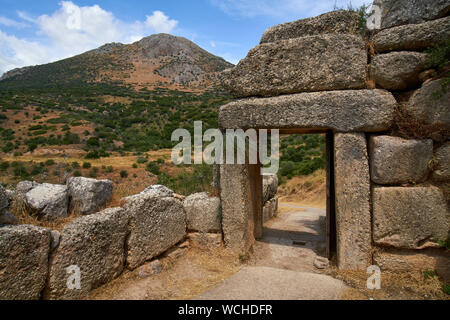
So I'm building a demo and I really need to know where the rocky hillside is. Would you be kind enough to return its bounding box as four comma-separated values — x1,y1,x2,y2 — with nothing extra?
0,33,233,91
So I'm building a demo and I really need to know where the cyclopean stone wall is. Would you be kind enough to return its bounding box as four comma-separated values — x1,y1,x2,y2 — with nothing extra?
0,183,222,300
219,4,450,273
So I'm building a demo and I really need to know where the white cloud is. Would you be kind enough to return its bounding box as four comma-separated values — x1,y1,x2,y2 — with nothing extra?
145,11,178,33
211,0,372,19
0,1,179,75
0,16,30,29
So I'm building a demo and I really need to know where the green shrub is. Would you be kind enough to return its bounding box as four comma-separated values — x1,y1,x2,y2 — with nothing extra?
72,161,80,169
0,161,10,171
426,38,450,97
73,170,82,177
146,162,161,175
82,162,91,169
45,159,55,166
120,170,128,178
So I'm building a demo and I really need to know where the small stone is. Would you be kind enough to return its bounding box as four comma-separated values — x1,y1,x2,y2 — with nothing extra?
138,260,163,278
314,256,330,269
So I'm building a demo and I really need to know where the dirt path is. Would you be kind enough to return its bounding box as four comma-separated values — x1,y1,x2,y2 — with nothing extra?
249,203,327,273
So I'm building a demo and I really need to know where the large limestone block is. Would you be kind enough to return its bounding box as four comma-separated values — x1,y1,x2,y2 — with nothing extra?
334,133,372,270
124,192,186,270
44,208,128,300
433,142,450,182
220,165,256,253
25,183,69,221
184,192,221,233
369,136,433,185
122,184,174,202
371,0,450,29
373,249,450,278
263,174,278,203
373,16,450,52
260,10,361,44
405,79,450,127
0,225,51,300
67,177,113,215
371,52,427,90
221,34,366,98
373,187,450,249
219,90,396,132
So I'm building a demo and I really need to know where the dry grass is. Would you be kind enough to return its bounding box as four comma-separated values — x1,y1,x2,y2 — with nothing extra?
10,193,82,232
328,267,449,300
278,169,326,209
392,104,450,143
88,246,242,300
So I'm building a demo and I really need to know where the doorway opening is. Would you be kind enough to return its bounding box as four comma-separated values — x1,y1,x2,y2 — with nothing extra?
252,132,336,271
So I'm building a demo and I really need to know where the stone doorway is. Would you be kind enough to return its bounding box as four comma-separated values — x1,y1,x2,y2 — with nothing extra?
220,130,337,264
257,132,336,263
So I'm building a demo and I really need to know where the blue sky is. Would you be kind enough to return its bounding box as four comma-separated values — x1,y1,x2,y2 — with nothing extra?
0,0,372,75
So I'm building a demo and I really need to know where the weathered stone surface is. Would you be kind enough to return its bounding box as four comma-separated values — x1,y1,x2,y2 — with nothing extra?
124,192,186,270
263,197,279,223
260,10,361,44
405,79,450,127
45,208,128,300
0,211,19,225
184,192,221,233
373,16,450,52
371,52,427,90
263,174,278,203
0,225,51,300
334,133,372,270
221,34,366,98
433,142,450,181
67,177,113,215
16,181,39,194
314,256,330,270
373,187,450,249
5,189,15,202
372,0,450,29
373,249,450,282
0,184,9,211
219,90,397,132
25,183,69,221
122,184,174,203
369,136,433,184
50,230,61,251
188,233,223,249
220,164,256,253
